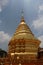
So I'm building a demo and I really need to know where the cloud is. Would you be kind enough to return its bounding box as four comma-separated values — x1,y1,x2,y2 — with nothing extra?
32,4,43,31
0,31,11,43
39,5,43,12
38,35,43,48
38,4,43,17
0,31,11,50
32,16,43,30
0,0,9,12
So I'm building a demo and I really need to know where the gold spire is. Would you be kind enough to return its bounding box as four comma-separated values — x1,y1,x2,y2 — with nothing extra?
21,9,24,17
11,11,36,40
20,10,25,24
10,10,40,44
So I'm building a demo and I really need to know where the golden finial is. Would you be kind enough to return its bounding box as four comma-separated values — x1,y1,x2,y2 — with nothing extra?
20,9,25,24
21,9,24,17
21,9,24,20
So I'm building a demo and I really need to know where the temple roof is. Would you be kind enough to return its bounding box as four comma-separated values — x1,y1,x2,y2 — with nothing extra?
11,16,40,41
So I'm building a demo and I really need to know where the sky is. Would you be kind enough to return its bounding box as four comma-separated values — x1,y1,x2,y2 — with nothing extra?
0,0,43,51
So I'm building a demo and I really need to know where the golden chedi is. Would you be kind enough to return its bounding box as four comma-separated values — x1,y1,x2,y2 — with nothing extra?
8,14,41,61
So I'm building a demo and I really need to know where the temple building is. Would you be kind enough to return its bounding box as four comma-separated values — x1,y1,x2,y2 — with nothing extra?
0,13,43,65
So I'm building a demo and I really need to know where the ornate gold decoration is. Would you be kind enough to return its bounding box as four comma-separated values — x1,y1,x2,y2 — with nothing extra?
8,14,41,61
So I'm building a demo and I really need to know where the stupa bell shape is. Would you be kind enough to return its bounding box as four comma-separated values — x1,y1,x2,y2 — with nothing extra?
12,16,36,40
8,15,40,48
11,16,40,42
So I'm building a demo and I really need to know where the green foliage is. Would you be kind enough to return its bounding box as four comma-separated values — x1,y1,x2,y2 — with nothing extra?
0,48,7,58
